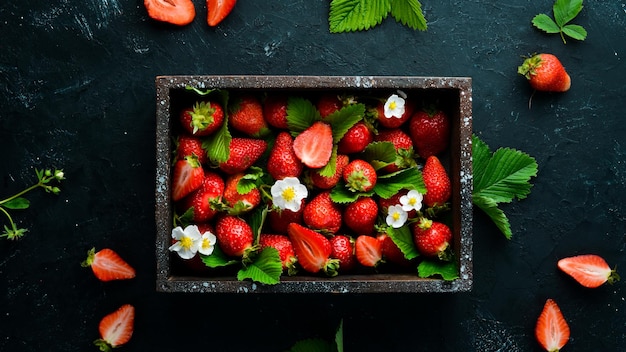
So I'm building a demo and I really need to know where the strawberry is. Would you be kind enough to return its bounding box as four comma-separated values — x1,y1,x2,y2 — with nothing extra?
343,196,378,236
518,53,571,92
375,97,414,128
206,0,237,26
337,122,373,154
287,223,339,276
93,304,135,351
343,159,377,193
379,233,411,267
309,154,349,190
535,299,570,352
355,235,383,267
179,171,224,222
330,235,356,272
171,155,205,202
180,101,224,136
422,155,451,207
263,94,289,129
316,94,343,118
293,121,334,168
267,200,305,234
409,108,450,159
81,248,136,282
267,132,304,180
214,215,254,257
557,254,620,288
259,234,297,274
144,0,195,26
302,191,342,234
175,135,208,165
413,218,452,260
223,173,261,215
374,128,416,173
229,95,270,137
219,138,267,174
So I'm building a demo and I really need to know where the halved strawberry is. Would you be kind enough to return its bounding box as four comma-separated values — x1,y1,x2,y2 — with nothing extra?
355,235,383,267
94,304,135,351
171,155,205,202
81,248,136,282
557,254,620,288
535,299,569,352
144,0,195,26
287,223,339,276
207,0,237,26
293,122,333,168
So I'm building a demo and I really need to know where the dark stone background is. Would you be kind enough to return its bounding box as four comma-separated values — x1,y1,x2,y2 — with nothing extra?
1,1,624,350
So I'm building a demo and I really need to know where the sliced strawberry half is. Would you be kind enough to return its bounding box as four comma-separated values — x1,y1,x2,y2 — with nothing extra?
355,235,383,267
144,0,196,26
171,155,205,201
81,248,136,282
535,299,569,352
557,254,620,288
207,0,237,26
94,304,135,351
293,122,334,168
287,223,339,276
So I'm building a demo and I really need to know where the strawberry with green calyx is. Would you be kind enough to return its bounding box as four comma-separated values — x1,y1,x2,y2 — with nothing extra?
93,304,135,352
215,215,256,258
330,235,356,272
374,128,417,173
259,234,298,275
263,94,290,129
229,94,270,137
409,107,450,159
518,53,571,92
337,122,373,154
267,132,304,180
144,0,195,26
218,137,267,174
180,101,224,136
175,135,208,165
303,191,343,234
223,173,261,215
171,155,205,202
343,196,378,236
179,171,225,222
287,223,340,276
535,299,570,352
206,0,237,27
293,121,334,168
309,154,349,190
81,248,136,282
422,155,451,207
557,254,620,288
413,218,452,260
355,235,383,268
343,159,377,193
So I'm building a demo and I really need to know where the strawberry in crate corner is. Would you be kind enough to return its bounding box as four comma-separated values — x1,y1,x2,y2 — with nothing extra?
166,87,459,285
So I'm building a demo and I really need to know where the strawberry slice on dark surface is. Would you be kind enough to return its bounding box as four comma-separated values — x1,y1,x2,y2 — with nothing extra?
293,121,334,168
287,223,339,276
557,254,620,288
207,0,237,26
144,0,196,26
81,248,136,282
94,304,135,351
535,299,569,352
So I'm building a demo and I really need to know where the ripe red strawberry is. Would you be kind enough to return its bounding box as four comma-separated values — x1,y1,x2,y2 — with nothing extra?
144,0,195,26
293,121,334,168
267,132,304,180
303,191,342,234
309,154,349,190
287,223,339,276
267,200,305,234
93,304,135,351
180,101,224,136
375,97,414,128
263,94,289,129
330,235,356,272
557,254,620,288
343,159,377,193
374,128,416,173
316,94,343,118
206,0,237,26
81,248,136,282
180,171,225,222
229,95,270,137
215,215,254,257
337,122,373,154
379,233,411,267
219,138,267,174
413,218,452,260
409,108,450,159
171,155,205,202
222,173,261,215
176,135,208,165
518,53,571,92
259,234,297,274
535,299,570,352
355,235,383,267
343,197,378,236
422,155,451,207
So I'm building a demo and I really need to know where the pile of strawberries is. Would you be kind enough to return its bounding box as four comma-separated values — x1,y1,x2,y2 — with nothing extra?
168,89,455,279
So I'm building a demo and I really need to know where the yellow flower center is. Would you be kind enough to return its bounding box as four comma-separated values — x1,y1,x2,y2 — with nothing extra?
282,187,296,202
409,198,416,206
392,212,400,221
389,101,397,110
180,236,194,250
201,238,211,249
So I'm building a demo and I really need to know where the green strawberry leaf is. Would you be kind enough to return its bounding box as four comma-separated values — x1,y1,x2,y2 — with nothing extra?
532,14,560,34
532,0,586,43
237,247,282,285
417,259,459,281
201,245,239,268
329,0,391,33
473,194,513,239
289,338,336,352
286,97,320,134
237,167,265,194
362,141,397,165
553,0,583,27
201,90,231,164
373,167,426,199
562,24,587,41
324,104,366,143
335,319,344,352
390,0,427,31
387,225,419,260
329,180,374,203
1,197,30,210
318,146,338,178
250,206,269,243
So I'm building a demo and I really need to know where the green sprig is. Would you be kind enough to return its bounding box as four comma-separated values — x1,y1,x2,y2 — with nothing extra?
329,0,427,33
532,0,587,44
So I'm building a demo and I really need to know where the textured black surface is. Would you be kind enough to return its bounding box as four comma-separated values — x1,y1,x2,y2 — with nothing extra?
1,1,625,351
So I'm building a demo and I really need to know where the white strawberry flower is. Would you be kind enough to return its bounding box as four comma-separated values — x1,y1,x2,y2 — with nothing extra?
386,205,408,228
169,225,202,259
400,190,423,212
383,94,405,118
197,230,217,256
271,177,308,212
